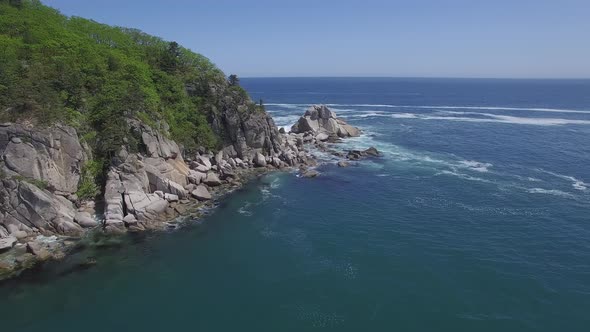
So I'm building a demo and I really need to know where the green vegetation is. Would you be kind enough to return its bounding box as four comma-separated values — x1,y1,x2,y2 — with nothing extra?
0,0,248,158
76,159,104,200
12,175,49,190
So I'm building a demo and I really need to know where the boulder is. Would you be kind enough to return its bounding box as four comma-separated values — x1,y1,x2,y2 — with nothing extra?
164,193,179,202
204,172,222,186
302,170,320,178
197,155,212,170
13,230,28,239
290,105,361,138
364,147,380,157
191,185,212,201
26,241,51,260
316,133,329,142
123,214,138,225
254,152,267,167
0,236,17,252
74,212,97,228
194,164,209,173
188,170,207,184
214,151,224,165
338,161,350,167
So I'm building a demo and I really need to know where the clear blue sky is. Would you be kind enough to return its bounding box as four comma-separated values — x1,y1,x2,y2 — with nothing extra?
44,0,590,78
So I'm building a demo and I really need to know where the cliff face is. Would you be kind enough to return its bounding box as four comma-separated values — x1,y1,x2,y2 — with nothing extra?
0,97,304,244
0,123,88,240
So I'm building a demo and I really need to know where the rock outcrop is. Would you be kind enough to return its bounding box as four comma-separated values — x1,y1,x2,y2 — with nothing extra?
290,105,361,138
0,96,322,278
0,123,88,240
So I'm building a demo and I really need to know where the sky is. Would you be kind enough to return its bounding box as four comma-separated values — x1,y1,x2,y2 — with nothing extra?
43,0,590,79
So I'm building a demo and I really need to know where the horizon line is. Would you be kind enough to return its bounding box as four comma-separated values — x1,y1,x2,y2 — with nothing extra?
239,76,590,80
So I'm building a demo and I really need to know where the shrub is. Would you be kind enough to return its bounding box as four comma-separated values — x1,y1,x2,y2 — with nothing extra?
76,159,104,200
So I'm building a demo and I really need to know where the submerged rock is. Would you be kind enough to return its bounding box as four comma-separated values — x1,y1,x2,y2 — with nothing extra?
302,169,320,178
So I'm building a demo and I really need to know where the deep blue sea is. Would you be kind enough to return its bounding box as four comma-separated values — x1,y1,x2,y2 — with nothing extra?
2,78,590,331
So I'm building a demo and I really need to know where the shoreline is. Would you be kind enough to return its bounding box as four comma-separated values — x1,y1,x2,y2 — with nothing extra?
0,164,289,282
0,168,286,286
0,105,378,282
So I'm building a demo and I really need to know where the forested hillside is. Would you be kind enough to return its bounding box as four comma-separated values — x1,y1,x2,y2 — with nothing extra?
0,0,258,158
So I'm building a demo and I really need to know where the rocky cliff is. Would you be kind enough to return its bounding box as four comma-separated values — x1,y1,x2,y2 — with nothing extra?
0,123,89,240
0,94,315,275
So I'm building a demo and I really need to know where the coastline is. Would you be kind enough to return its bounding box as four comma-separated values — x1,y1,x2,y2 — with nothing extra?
0,105,379,282
0,166,280,283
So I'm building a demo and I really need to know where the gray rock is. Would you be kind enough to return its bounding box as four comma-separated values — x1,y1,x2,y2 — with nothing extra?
290,105,361,138
1,123,86,194
228,158,237,168
363,147,380,157
0,236,17,251
0,226,9,238
197,155,212,170
75,212,98,228
123,214,138,224
164,193,179,202
191,185,212,201
195,164,209,173
338,161,350,167
12,230,28,239
128,119,181,159
302,170,320,178
26,241,51,260
188,170,207,184
254,152,267,167
154,190,164,198
316,133,329,141
215,150,224,165
204,172,222,186
0,181,82,237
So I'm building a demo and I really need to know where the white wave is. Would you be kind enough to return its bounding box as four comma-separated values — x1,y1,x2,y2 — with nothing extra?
389,112,590,126
270,177,281,189
322,104,590,114
527,188,576,198
272,115,300,130
390,113,418,119
436,170,493,184
458,160,492,172
344,112,390,118
237,206,253,216
266,102,590,114
536,169,588,191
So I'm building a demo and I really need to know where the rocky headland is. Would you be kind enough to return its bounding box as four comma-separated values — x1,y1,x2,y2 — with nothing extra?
0,103,379,280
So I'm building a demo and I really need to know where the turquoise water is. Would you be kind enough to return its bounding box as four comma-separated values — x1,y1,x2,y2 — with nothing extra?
2,78,590,331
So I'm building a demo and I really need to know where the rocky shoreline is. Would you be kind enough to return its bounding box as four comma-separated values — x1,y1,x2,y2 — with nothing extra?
0,105,379,281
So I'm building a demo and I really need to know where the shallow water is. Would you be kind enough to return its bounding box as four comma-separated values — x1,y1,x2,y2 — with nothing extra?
1,78,590,331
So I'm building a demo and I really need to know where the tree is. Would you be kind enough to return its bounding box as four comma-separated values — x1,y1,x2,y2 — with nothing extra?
228,74,239,86
160,41,180,73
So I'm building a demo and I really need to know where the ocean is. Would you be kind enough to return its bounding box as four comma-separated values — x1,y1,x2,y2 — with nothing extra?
1,78,590,331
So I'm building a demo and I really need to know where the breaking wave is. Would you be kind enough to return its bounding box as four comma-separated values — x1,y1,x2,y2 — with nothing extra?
266,103,590,114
